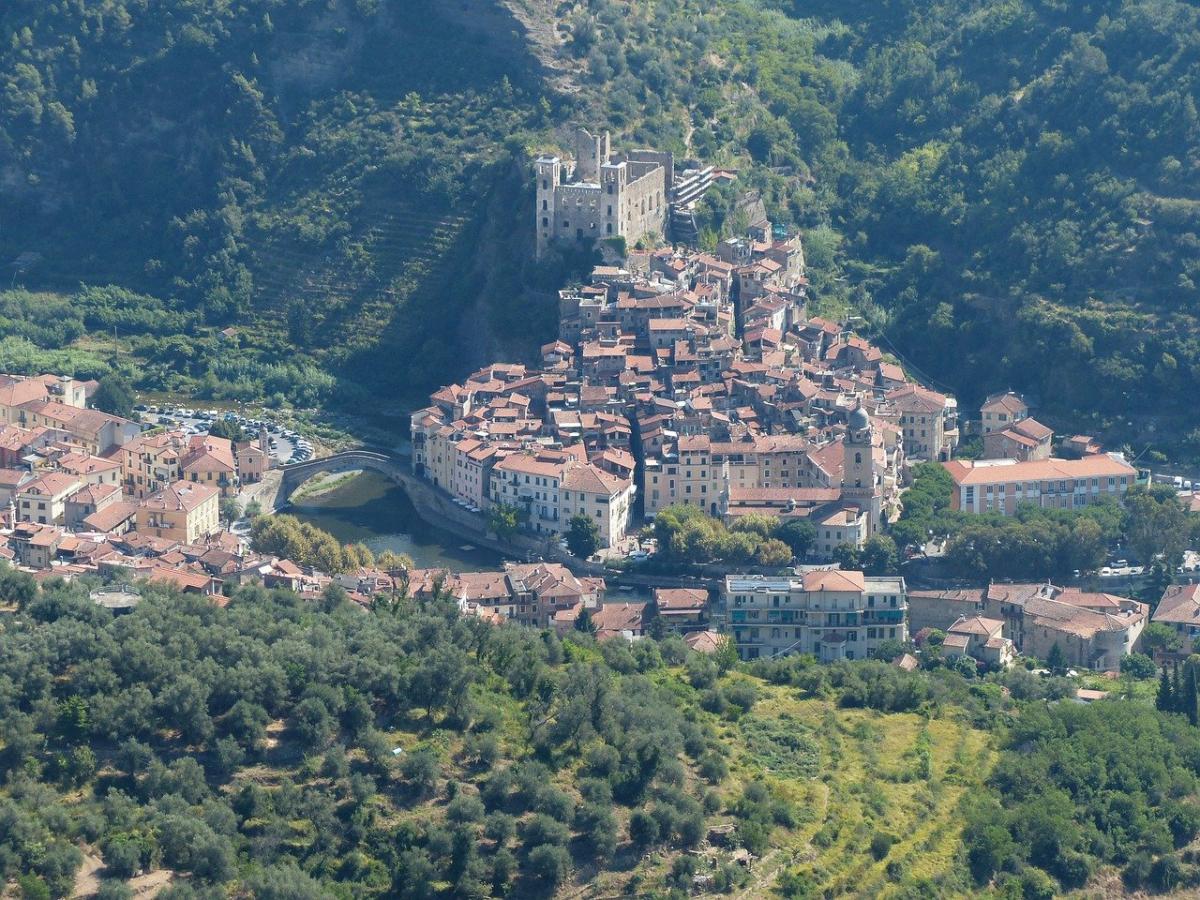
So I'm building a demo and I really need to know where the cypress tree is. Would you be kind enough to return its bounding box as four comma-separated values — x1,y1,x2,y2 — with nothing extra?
1186,665,1199,727
1158,666,1174,712
1173,662,1184,712
1047,642,1065,673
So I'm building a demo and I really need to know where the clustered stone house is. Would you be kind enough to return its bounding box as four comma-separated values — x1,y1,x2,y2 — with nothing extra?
1150,584,1200,645
414,179,973,555
939,615,1015,669
908,583,1148,671
0,372,278,593
405,561,606,631
404,565,718,645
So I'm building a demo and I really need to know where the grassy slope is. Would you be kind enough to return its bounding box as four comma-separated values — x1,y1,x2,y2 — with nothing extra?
726,688,990,896
269,671,989,897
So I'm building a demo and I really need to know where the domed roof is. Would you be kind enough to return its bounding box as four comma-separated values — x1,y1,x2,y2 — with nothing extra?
848,405,871,432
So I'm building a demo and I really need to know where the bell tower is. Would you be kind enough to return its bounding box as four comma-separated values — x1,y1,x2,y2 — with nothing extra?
842,403,881,534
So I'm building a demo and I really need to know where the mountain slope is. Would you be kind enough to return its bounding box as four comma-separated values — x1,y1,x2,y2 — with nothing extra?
2,0,1200,449
0,0,573,409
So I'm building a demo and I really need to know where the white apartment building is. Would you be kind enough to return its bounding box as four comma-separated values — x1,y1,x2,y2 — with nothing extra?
723,570,907,662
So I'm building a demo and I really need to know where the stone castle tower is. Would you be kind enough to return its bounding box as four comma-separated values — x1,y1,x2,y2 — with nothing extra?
535,127,671,258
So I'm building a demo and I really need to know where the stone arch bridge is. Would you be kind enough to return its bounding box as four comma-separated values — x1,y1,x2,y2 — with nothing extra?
268,450,411,511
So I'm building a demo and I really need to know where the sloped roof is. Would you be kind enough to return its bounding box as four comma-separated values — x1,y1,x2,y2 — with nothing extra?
803,569,865,593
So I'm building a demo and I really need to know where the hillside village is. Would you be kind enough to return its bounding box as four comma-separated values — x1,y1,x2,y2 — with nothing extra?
399,133,1173,676
0,132,1181,684
0,373,280,593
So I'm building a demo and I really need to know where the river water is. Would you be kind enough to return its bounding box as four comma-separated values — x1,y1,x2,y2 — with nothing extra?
288,470,503,572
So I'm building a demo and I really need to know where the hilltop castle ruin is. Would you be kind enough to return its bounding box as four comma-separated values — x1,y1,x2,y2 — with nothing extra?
535,128,713,258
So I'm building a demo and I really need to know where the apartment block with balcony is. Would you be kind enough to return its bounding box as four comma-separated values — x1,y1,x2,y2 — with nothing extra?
120,431,185,499
722,570,907,662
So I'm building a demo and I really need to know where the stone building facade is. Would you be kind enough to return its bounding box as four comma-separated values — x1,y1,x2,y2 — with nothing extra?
535,128,671,257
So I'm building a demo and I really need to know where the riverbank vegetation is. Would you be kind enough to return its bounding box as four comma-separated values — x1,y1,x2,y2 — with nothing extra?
2,572,1199,897
288,471,363,503
650,505,804,569
248,512,404,575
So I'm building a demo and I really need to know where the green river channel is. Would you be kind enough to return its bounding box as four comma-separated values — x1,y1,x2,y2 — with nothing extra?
288,470,503,572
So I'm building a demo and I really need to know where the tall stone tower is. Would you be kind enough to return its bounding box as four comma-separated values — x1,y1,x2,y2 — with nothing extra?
842,404,882,535
574,127,610,183
535,155,562,258
600,160,628,240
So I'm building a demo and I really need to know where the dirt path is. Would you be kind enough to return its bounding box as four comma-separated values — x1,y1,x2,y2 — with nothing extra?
70,851,104,897
128,870,174,898
69,850,175,899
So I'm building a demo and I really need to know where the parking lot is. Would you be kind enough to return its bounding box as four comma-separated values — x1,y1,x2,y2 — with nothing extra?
135,404,314,466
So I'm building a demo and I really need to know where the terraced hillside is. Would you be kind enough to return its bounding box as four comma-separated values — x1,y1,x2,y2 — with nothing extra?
724,689,992,897
247,200,474,354
0,0,571,408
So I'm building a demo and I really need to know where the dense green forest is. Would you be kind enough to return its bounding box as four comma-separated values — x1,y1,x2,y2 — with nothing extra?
2,0,1199,440
0,0,585,412
3,572,1200,898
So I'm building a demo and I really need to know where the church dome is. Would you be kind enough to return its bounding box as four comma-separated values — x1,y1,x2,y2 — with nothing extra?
848,405,871,432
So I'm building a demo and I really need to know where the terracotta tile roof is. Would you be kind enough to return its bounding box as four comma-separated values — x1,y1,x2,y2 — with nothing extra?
1154,584,1200,626
981,391,1027,415
0,379,48,408
1010,417,1053,441
885,382,946,413
728,487,841,503
0,468,29,488
493,453,566,479
56,452,121,475
947,615,1004,637
943,455,1136,486
183,435,235,472
562,464,629,496
908,588,984,604
19,471,82,497
803,569,865,593
67,482,121,505
82,501,137,533
653,587,707,612
140,481,218,513
592,601,646,638
685,630,725,653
